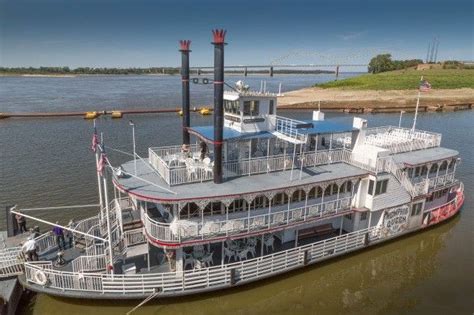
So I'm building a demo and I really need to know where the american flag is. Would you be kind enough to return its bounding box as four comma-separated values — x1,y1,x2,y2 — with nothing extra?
419,80,432,92
91,127,99,152
97,151,108,175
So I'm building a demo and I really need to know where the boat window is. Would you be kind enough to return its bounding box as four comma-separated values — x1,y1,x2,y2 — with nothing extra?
374,179,389,195
243,100,259,116
429,164,438,174
269,100,274,115
224,100,240,115
411,203,423,216
368,180,375,195
407,168,414,178
347,181,353,193
360,212,367,221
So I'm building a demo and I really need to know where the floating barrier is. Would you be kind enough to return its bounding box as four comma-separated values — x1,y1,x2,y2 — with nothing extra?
0,107,215,120
178,110,183,116
200,108,211,115
84,111,99,119
111,111,123,119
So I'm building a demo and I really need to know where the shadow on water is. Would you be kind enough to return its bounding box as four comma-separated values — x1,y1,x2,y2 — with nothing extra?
20,215,462,315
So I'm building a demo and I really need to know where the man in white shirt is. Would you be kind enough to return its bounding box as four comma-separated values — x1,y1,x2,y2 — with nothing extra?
22,236,38,261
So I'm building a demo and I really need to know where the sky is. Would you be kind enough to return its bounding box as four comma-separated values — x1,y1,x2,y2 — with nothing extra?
0,0,472,68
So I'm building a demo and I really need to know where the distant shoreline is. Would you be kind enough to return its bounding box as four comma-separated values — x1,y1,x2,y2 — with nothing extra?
0,71,337,77
277,87,474,113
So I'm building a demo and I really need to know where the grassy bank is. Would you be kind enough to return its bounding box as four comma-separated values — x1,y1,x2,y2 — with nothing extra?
315,68,474,90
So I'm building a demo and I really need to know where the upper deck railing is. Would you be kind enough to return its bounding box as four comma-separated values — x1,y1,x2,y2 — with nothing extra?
149,147,356,186
364,126,441,154
274,116,310,143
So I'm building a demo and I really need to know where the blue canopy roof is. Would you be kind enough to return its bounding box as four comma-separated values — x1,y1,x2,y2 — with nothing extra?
298,120,355,135
187,118,355,143
187,126,273,142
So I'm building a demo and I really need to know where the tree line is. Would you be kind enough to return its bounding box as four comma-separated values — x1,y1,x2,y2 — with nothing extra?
368,54,423,73
368,54,473,73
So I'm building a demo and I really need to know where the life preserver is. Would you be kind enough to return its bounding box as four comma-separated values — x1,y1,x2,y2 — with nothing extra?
34,269,48,286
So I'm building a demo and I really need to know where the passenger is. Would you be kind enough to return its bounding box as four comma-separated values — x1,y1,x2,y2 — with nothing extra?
16,214,27,234
199,141,208,160
66,219,75,249
52,223,66,250
21,236,38,261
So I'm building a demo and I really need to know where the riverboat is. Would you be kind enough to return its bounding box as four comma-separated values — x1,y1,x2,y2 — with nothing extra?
0,30,465,302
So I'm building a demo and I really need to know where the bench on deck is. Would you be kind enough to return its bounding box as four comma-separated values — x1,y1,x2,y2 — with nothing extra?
298,223,335,241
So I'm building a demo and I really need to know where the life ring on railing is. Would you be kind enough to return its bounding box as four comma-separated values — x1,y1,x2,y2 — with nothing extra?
34,269,48,286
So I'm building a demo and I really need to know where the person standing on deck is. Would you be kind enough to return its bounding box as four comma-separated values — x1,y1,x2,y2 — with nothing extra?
52,223,65,250
15,214,27,233
65,219,75,249
21,236,38,261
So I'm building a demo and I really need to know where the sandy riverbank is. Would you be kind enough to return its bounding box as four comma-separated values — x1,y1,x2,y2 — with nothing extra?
277,87,474,112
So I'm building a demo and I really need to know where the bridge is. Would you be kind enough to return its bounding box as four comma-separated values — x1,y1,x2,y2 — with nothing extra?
189,64,368,78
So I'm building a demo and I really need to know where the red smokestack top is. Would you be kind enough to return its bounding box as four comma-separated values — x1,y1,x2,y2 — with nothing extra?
212,29,226,44
179,40,191,51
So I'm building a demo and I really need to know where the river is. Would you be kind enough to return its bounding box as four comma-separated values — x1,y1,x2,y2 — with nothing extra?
0,74,472,314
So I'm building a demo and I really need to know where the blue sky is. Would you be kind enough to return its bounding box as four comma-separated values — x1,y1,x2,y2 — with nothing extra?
0,0,472,68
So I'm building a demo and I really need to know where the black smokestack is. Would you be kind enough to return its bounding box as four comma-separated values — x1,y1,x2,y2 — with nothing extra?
212,29,226,184
179,40,191,148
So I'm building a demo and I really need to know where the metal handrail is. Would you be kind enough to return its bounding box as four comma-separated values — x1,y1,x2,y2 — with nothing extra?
24,227,379,295
143,196,352,243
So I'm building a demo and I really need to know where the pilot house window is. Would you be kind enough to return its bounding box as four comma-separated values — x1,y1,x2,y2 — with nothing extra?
243,100,259,116
224,100,240,115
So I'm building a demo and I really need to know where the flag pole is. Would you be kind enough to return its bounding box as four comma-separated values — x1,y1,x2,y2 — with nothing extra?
93,120,104,220
100,132,115,277
412,76,423,132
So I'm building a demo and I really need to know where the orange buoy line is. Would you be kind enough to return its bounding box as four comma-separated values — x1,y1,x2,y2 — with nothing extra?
0,107,214,120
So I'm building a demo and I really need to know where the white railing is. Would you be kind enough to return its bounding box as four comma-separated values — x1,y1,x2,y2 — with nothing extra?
72,254,107,273
378,156,428,197
150,144,201,159
180,197,353,241
275,116,309,142
163,149,349,186
145,196,352,243
24,227,379,295
85,243,106,256
428,172,456,189
143,213,180,243
0,247,24,277
123,228,146,247
75,215,100,237
34,232,57,254
364,126,441,154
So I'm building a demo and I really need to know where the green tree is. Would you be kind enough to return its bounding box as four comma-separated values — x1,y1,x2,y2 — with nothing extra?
368,54,395,74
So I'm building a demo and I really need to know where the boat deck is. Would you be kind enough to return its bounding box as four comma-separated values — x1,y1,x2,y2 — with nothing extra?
115,159,368,202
